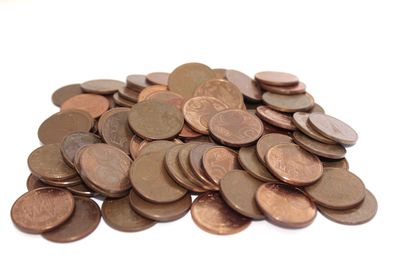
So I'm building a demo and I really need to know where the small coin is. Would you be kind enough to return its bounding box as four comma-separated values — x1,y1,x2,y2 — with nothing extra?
146,72,170,86
118,86,140,102
61,94,110,119
67,182,98,197
320,157,349,170
255,71,299,87
256,183,317,228
225,69,262,102
256,106,296,130
81,79,125,95
310,103,325,113
129,135,144,160
191,191,251,235
26,174,47,191
11,187,75,234
138,140,176,157
259,81,306,95
52,84,82,106
102,195,156,232
265,143,323,186
292,112,336,144
42,196,101,242
189,143,217,186
209,109,264,147
262,92,314,113
60,132,102,167
145,90,185,109
138,85,168,102
113,92,136,107
308,113,358,145
220,170,265,219
256,133,293,163
213,68,226,79
238,146,278,182
304,168,366,209
129,190,192,222
126,74,151,91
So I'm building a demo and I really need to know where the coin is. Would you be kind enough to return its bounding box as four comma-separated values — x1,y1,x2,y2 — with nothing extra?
265,143,323,186
238,146,278,182
262,92,314,113
255,71,299,86
61,94,110,119
60,132,102,167
213,68,226,79
225,69,262,102
259,81,306,95
11,187,75,234
126,74,151,91
52,84,82,106
209,109,264,147
98,107,130,136
304,168,366,209
102,195,156,232
42,196,101,242
113,92,136,107
146,72,169,86
67,182,98,197
145,90,185,109
262,121,293,136
256,133,293,163
179,124,202,139
320,157,349,169
129,190,191,222
138,140,176,157
26,174,47,191
308,113,358,145
256,106,296,130
220,170,265,219
292,112,336,144
137,85,168,102
81,79,125,95
129,135,143,160
191,191,251,235
256,183,317,228
189,143,217,185
310,103,325,113
128,100,184,140
39,175,82,187
118,86,140,102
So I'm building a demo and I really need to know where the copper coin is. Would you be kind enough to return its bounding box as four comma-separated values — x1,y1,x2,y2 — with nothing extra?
67,182,98,197
81,79,125,95
292,112,336,144
262,121,293,136
318,189,377,225
308,113,358,145
262,92,315,113
225,69,262,102
169,62,216,100
129,135,143,160
183,96,228,134
259,81,306,95
113,92,136,107
256,183,317,228
255,71,299,86
52,84,82,106
26,174,47,191
310,103,325,113
61,132,102,167
98,107,130,136
256,133,293,163
138,140,176,157
130,150,187,203
320,157,349,170
238,146,278,182
118,86,140,102
106,94,117,109
42,196,101,242
39,175,82,187
101,195,156,232
146,72,169,86
126,74,151,91
189,143,217,185
28,143,77,181
179,123,202,139
61,94,110,119
304,168,366,209
265,143,323,186
256,106,296,130
191,191,251,235
128,100,184,140
11,187,75,234
194,79,244,109
209,109,264,147
202,146,241,185
213,68,226,79
220,170,264,219
129,190,191,222
293,131,346,159
38,110,93,144
145,90,185,109
138,85,168,102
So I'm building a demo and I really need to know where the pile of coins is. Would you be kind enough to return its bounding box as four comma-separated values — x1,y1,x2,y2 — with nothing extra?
10,63,377,242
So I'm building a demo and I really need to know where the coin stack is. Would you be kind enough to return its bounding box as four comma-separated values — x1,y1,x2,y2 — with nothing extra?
10,62,377,242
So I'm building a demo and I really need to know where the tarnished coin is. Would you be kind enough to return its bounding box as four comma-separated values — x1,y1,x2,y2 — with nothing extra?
191,191,251,235
169,62,216,100
262,92,315,113
146,72,169,86
61,132,102,167
146,90,185,109
98,107,130,136
118,86,140,102
102,195,156,232
225,69,262,102
179,124,202,139
255,71,299,87
305,168,366,209
67,182,98,197
129,190,191,222
260,81,306,95
61,94,109,119
213,68,226,79
292,112,336,144
129,135,144,160
310,103,325,113
256,106,296,130
138,140,176,157
138,85,168,102
26,174,47,191
256,133,293,162
308,113,358,145
11,187,75,234
189,143,217,185
262,121,293,136
265,143,323,186
256,183,317,228
209,109,264,147
42,196,101,242
320,157,349,170
126,74,151,91
81,79,125,95
128,100,184,140
238,146,278,182
39,175,82,188
52,84,82,106
220,170,265,219
113,92,136,107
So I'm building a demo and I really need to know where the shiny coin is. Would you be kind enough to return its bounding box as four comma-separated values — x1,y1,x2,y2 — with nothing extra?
137,85,167,102
293,112,336,144
256,133,292,163
262,92,314,113
256,106,296,130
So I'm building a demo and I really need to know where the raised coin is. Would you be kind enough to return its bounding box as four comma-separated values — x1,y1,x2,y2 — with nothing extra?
320,157,349,170
225,69,262,102
292,112,336,144
26,174,47,191
113,92,136,107
238,146,278,182
255,71,299,86
138,85,168,102
52,84,82,106
61,132,102,167
118,86,140,102
259,81,306,95
146,72,169,86
262,92,314,113
256,106,296,130
256,133,293,163
67,182,98,197
145,90,185,109
61,94,109,119
126,74,151,91
81,79,125,95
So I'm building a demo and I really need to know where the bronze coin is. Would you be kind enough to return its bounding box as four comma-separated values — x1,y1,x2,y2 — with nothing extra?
262,92,315,113
209,109,264,147
255,71,299,86
102,195,156,232
310,103,325,113
146,72,169,86
292,112,336,144
194,79,244,109
191,191,251,235
256,106,296,130
304,168,366,209
81,79,125,95
118,86,140,102
130,151,187,203
262,121,293,136
183,96,228,134
213,68,226,79
202,146,241,185
129,190,191,222
256,183,317,228
128,100,184,140
113,92,136,107
61,94,110,119
256,133,293,163
126,74,151,91
179,123,202,139
52,84,82,106
39,175,82,187
220,170,265,219
265,143,323,186
308,113,358,145
318,189,377,225
259,81,306,95
138,140,176,157
11,187,75,234
320,157,349,170
98,107,130,136
293,131,346,159
61,132,102,167
42,196,101,242
138,85,168,102
28,143,77,181
225,69,262,102
238,146,278,182
145,90,185,109
106,94,117,109
67,182,98,197
189,143,217,185
38,110,93,144
129,135,143,160
26,174,47,191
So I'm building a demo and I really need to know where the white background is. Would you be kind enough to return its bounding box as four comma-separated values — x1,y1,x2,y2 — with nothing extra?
0,0,398,266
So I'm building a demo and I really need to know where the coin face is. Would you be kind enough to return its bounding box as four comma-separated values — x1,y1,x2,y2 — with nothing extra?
61,132,103,167
225,69,262,102
138,85,168,102
52,84,82,106
256,133,293,163
259,81,306,95
145,90,185,109
255,71,299,86
61,94,110,118
256,106,296,130
262,92,314,113
146,72,169,86
292,112,336,144
81,79,125,95
138,140,176,157
238,146,278,182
